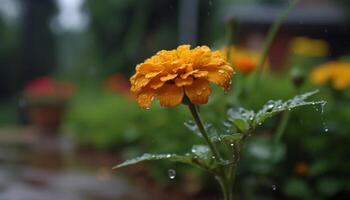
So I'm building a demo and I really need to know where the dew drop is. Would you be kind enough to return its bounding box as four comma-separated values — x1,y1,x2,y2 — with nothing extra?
230,143,234,147
218,70,225,74
166,154,171,158
267,104,274,109
168,169,176,179
211,156,216,159
191,149,197,153
272,185,277,191
258,122,262,126
322,122,329,133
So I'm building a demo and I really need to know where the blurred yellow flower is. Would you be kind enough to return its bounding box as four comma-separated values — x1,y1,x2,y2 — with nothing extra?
130,45,234,109
310,61,350,90
289,37,329,57
221,46,268,74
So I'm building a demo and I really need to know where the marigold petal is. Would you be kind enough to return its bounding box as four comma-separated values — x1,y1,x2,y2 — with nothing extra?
145,71,162,79
193,71,208,78
158,84,184,107
149,78,164,89
181,70,198,79
130,76,151,92
185,79,211,104
175,77,193,87
160,74,178,82
207,67,233,91
136,63,163,74
137,89,156,109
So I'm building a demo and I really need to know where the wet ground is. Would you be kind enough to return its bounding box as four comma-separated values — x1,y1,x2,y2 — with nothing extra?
0,127,148,200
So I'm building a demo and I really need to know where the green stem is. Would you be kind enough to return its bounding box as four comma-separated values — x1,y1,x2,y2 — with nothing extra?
274,111,290,144
256,0,301,80
187,103,222,163
187,103,233,200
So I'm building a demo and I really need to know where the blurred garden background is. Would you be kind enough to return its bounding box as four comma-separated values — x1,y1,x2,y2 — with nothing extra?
0,0,350,199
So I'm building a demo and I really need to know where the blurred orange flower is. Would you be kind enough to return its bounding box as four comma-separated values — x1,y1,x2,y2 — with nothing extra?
221,46,268,74
294,162,309,176
130,45,234,109
310,61,350,90
104,74,131,97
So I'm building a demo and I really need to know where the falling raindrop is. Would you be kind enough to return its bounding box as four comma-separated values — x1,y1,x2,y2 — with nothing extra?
272,185,277,191
168,169,176,179
322,122,329,133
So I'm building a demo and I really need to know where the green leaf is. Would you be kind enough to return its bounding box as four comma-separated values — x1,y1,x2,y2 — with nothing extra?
184,120,218,138
113,153,193,169
114,145,218,171
254,90,326,126
316,177,341,196
284,178,311,198
211,134,243,144
227,108,254,132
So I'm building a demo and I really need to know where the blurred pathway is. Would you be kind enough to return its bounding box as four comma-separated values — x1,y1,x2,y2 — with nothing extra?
0,127,148,200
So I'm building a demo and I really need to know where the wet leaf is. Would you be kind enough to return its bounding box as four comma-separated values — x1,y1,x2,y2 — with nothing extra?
210,134,243,144
113,153,193,169
114,145,218,171
184,120,218,138
254,90,325,127
227,108,254,132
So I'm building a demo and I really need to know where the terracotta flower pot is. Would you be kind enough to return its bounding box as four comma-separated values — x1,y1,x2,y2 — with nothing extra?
27,104,66,134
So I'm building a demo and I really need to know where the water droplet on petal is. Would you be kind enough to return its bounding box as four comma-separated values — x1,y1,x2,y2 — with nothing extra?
168,169,176,179
218,70,225,74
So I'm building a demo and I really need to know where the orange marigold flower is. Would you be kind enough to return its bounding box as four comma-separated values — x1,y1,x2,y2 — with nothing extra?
221,46,269,74
310,61,350,90
130,45,234,109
